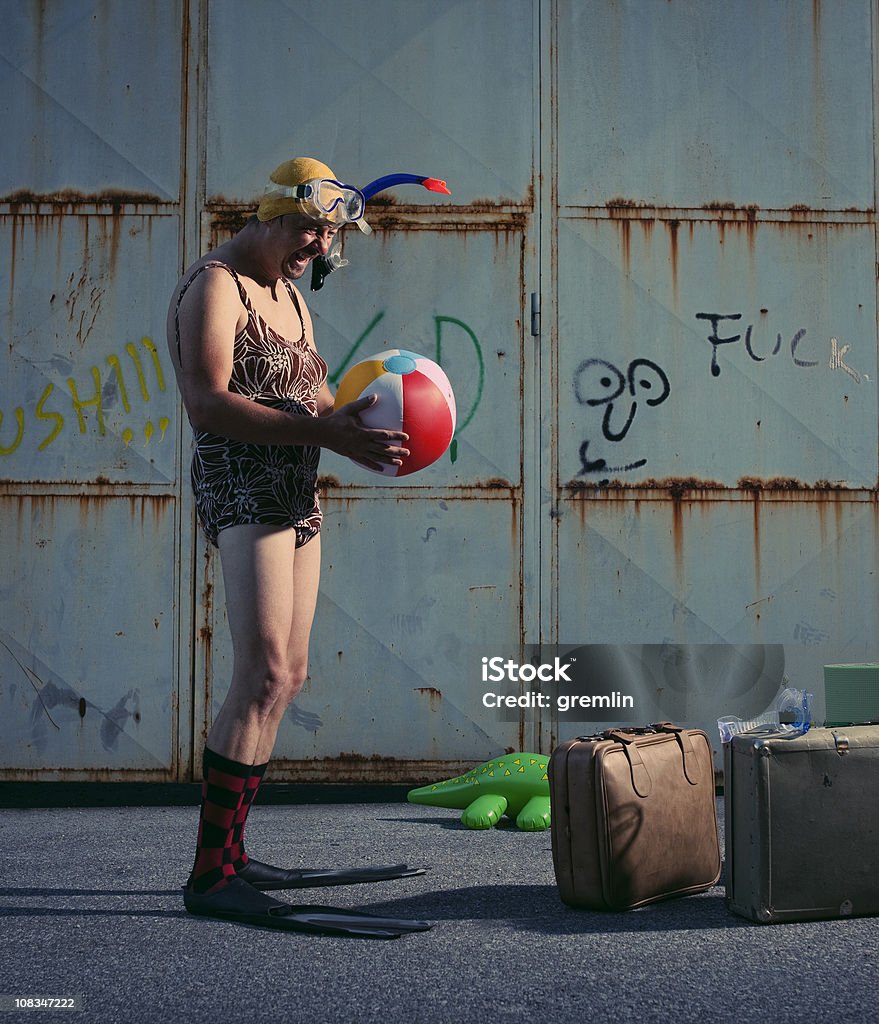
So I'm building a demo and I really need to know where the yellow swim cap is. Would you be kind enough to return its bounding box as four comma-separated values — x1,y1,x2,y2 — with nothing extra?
256,157,337,222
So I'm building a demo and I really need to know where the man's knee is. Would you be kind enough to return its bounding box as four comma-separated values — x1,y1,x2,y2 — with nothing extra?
230,645,309,716
288,658,309,700
261,659,310,709
237,661,295,718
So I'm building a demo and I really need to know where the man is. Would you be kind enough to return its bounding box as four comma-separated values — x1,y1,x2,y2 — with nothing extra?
167,157,428,938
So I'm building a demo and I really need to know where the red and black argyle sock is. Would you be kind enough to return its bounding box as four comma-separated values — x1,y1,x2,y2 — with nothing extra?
230,761,268,871
188,747,251,894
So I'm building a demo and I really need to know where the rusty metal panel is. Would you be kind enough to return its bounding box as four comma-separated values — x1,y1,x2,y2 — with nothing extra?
558,214,877,488
204,0,536,206
0,494,179,779
556,0,874,210
555,492,879,733
0,0,182,199
309,492,523,772
0,211,180,483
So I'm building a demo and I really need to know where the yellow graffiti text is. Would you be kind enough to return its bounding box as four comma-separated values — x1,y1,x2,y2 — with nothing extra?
0,336,168,457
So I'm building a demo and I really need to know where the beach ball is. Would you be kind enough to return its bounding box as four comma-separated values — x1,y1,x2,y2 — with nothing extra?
334,349,456,476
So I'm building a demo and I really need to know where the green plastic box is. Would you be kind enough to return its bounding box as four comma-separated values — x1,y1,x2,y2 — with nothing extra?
823,664,879,727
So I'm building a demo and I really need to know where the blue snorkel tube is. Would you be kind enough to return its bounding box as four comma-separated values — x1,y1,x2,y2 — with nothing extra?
360,174,452,202
310,173,451,291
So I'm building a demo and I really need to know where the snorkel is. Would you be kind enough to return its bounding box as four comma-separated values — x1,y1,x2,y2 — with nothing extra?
310,173,451,291
361,174,452,201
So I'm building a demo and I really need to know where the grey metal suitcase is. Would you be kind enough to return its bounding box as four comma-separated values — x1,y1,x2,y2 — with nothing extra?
724,725,879,923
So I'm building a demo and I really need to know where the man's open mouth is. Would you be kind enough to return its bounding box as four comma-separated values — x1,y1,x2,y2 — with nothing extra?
284,250,314,277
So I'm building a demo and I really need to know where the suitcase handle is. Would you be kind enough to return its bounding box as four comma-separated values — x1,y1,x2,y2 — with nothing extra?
652,722,702,786
603,729,653,797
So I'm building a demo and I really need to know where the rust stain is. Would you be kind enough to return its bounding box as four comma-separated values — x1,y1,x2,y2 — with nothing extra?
208,209,252,241
413,686,443,711
752,492,762,587
368,213,528,236
606,198,651,209
671,496,684,583
566,476,726,497
832,489,846,547
3,491,174,539
564,476,863,497
104,206,125,279
744,205,758,253
607,201,634,275
318,475,517,499
737,476,848,492
2,189,166,208
467,196,523,209
667,219,680,306
207,205,528,249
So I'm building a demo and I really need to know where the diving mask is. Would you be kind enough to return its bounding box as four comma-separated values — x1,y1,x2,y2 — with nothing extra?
261,178,370,232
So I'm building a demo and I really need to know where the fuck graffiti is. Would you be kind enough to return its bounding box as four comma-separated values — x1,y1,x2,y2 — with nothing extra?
695,313,864,382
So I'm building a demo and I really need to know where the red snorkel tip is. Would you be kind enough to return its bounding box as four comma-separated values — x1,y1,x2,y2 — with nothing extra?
422,177,451,195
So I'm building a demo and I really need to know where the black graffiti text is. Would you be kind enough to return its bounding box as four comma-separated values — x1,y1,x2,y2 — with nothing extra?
695,312,822,378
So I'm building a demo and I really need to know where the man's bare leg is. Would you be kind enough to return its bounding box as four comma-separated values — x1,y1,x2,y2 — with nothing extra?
253,532,320,764
208,525,321,766
186,525,320,894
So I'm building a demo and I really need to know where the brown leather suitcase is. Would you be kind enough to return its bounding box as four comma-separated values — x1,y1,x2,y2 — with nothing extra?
724,725,879,922
549,724,721,910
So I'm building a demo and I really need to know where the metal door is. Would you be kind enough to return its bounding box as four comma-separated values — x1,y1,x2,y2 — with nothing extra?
0,0,190,779
549,0,879,748
196,0,542,779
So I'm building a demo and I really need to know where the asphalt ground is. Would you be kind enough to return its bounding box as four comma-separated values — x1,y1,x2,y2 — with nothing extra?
1,795,876,1024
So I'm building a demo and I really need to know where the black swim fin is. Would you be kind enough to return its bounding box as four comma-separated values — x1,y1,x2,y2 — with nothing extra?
269,903,433,939
183,877,431,940
237,858,427,891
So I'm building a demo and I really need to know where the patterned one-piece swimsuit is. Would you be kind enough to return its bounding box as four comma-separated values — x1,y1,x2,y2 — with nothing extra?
175,261,328,548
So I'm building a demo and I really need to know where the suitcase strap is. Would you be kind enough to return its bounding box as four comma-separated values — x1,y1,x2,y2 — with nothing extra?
603,730,653,797
600,723,702,791
651,722,702,785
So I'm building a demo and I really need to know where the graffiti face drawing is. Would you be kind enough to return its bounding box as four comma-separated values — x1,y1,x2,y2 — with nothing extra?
574,357,671,480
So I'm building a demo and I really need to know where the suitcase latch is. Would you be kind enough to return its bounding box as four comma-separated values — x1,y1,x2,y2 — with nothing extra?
833,732,850,756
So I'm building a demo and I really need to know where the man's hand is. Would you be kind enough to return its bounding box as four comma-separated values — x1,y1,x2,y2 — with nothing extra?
322,394,410,471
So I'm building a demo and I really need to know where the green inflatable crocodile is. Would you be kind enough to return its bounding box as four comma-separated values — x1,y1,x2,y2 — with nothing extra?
407,753,551,831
